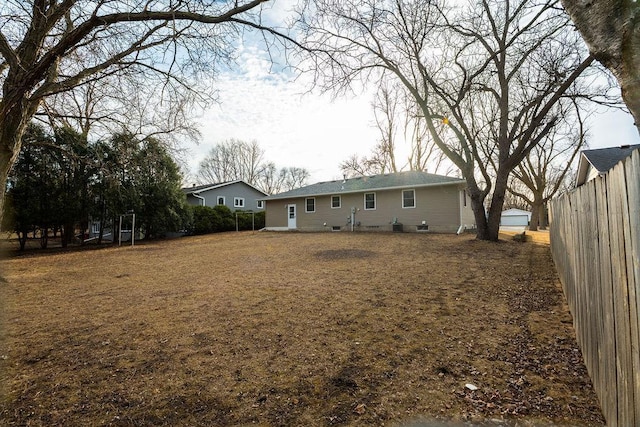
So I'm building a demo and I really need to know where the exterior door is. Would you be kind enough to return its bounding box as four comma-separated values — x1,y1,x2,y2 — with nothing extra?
287,204,297,229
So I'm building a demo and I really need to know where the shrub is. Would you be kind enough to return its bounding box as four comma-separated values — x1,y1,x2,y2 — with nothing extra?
235,211,265,230
189,205,265,234
191,205,221,234
212,205,235,231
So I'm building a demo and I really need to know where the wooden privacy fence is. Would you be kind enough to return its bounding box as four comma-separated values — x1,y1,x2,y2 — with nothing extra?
550,149,640,426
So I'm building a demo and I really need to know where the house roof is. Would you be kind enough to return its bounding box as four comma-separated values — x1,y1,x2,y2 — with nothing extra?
182,180,268,196
501,208,531,217
576,144,640,187
263,171,465,200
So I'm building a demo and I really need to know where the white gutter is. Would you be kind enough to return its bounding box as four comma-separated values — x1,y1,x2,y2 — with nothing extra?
192,193,206,206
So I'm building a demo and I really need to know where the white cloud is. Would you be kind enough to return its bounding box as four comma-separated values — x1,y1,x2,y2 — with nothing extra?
188,45,380,183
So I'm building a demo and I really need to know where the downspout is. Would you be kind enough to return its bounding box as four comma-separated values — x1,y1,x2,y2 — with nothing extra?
192,193,205,206
351,207,355,232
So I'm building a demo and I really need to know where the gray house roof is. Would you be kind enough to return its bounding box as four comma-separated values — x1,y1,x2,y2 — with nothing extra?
575,144,640,187
182,180,268,196
582,144,640,173
263,171,465,200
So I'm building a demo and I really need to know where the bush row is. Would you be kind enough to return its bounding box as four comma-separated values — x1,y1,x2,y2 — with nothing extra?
190,205,265,235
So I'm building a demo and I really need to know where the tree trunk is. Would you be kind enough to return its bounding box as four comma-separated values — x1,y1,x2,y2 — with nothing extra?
483,171,510,242
561,0,640,129
0,149,12,228
539,202,549,230
468,187,489,240
0,99,40,227
40,226,48,249
98,220,104,245
17,229,27,251
529,200,542,232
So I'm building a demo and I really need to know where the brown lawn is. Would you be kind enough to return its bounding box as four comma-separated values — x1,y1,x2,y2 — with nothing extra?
0,232,603,426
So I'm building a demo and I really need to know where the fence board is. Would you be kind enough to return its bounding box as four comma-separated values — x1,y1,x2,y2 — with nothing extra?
624,150,640,422
551,149,640,426
596,176,618,425
586,183,602,400
608,162,635,426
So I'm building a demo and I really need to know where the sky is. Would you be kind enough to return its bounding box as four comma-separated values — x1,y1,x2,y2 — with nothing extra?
186,45,380,184
182,2,640,186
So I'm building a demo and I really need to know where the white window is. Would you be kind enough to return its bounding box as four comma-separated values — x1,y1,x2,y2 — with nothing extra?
364,192,376,210
402,189,416,208
91,222,100,234
257,200,264,209
306,197,316,213
234,197,244,208
331,195,341,209
217,196,225,206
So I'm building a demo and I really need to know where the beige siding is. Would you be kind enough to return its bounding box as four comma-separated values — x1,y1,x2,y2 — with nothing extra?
266,183,473,233
264,200,289,228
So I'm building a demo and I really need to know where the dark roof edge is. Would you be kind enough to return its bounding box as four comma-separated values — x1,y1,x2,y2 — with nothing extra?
262,179,465,200
185,180,269,196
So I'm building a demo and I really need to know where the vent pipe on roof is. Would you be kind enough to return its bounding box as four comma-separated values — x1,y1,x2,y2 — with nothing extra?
620,144,630,149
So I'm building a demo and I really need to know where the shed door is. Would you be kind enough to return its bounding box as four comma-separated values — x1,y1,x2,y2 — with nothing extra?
501,215,529,226
287,204,297,229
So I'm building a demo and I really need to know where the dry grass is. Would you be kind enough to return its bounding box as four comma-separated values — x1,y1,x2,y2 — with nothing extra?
498,230,551,245
0,232,603,426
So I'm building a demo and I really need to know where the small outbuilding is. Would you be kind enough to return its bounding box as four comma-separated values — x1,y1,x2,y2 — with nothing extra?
500,208,532,227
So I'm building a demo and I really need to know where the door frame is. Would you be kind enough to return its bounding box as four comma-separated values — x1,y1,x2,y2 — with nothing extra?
287,204,297,229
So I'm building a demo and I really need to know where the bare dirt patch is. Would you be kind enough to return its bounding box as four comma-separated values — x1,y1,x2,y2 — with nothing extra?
0,232,604,426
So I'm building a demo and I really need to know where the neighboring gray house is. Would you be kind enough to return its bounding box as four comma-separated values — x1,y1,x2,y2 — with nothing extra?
575,144,640,187
261,171,475,233
182,180,268,211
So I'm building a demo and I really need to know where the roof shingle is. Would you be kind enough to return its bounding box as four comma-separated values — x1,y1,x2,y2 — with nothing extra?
264,171,464,200
582,144,640,173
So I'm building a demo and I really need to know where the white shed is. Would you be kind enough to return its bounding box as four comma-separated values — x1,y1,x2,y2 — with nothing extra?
500,208,532,227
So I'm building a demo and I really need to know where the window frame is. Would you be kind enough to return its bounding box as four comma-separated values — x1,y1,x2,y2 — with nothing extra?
233,197,245,208
402,189,416,209
331,195,341,209
364,192,376,210
217,196,225,206
256,200,264,209
305,197,316,213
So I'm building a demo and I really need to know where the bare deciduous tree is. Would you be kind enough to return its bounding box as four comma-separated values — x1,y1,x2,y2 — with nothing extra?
0,0,292,223
507,102,587,231
341,83,450,178
257,162,282,195
371,84,400,173
198,139,309,194
40,76,201,145
198,139,266,185
278,166,310,192
298,0,609,240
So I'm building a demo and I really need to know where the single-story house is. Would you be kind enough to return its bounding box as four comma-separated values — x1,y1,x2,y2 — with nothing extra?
261,171,475,233
500,208,532,227
182,180,268,211
575,144,640,187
